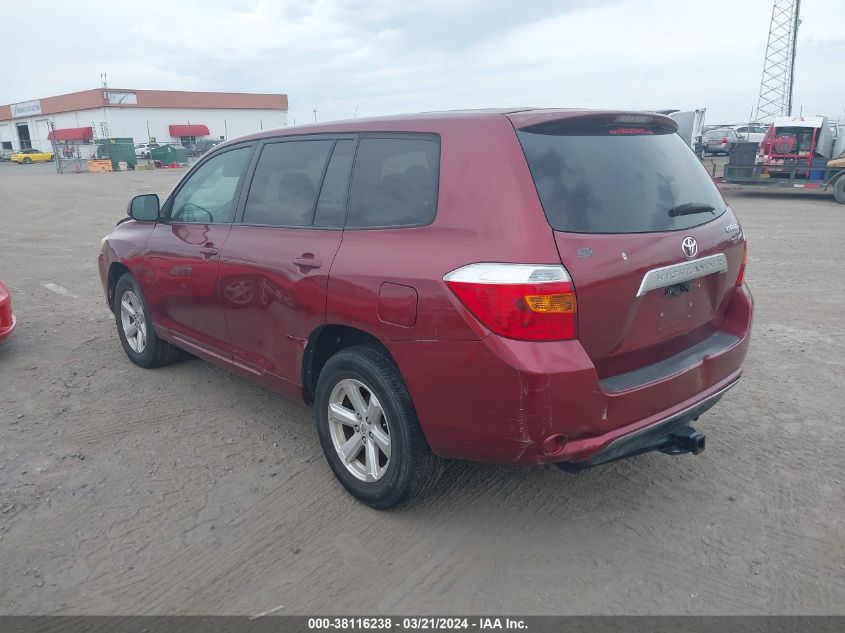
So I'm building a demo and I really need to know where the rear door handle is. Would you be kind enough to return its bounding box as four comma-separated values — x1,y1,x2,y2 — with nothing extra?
293,256,322,271
199,246,219,256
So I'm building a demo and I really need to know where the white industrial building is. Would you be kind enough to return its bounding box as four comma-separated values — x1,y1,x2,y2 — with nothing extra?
0,88,288,152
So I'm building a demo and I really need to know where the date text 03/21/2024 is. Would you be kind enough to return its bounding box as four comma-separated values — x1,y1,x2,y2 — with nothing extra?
307,617,528,630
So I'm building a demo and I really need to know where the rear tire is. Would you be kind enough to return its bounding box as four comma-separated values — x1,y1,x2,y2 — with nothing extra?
23,157,31,164
314,345,442,509
833,176,845,205
113,273,184,368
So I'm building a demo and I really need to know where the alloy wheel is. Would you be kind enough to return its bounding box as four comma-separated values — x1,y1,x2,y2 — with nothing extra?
327,378,391,482
120,290,147,353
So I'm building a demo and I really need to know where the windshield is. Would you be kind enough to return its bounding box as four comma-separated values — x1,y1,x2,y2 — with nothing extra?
517,126,726,234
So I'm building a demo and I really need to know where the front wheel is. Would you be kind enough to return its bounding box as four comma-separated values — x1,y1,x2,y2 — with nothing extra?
23,157,31,164
314,346,442,508
113,273,184,368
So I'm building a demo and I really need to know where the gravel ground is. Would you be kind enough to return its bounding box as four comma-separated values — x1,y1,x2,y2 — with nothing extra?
0,161,843,615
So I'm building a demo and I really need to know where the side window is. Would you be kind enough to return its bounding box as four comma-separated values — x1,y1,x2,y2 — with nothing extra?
314,140,355,228
346,136,439,228
242,140,333,227
736,127,750,133
170,147,251,223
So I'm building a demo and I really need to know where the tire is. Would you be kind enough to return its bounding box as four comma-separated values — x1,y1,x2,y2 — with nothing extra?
833,176,845,205
314,345,442,508
23,157,31,164
113,273,184,368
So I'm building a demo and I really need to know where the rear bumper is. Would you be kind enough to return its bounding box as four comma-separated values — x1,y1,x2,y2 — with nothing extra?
555,375,737,471
388,283,752,465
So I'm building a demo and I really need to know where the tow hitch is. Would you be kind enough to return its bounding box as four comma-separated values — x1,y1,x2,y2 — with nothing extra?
660,425,705,455
556,422,707,474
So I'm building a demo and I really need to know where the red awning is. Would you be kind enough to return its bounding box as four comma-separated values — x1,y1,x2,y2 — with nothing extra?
169,124,210,137
47,127,94,141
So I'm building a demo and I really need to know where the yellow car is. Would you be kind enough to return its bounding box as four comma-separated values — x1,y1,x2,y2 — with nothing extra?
12,148,54,164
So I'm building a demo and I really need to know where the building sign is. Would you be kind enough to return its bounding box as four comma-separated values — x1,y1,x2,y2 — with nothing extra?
11,100,42,118
104,91,137,105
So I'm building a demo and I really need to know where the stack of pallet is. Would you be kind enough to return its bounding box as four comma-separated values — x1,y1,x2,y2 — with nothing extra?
88,159,113,173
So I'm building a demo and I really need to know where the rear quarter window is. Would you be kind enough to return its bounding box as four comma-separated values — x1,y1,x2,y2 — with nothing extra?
242,140,333,227
517,126,726,234
346,136,439,228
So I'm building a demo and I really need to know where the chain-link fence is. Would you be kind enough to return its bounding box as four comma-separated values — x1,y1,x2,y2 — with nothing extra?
1,122,209,173
54,136,205,173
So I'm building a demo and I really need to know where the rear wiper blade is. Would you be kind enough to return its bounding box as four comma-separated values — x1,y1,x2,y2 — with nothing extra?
668,203,716,217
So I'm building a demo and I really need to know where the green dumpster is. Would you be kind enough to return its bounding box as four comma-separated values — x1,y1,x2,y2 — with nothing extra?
150,144,188,165
97,137,137,170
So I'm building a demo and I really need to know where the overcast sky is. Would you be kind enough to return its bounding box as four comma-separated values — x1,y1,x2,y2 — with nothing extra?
3,0,844,125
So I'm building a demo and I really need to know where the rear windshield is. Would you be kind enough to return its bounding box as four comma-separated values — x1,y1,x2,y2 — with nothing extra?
517,125,726,233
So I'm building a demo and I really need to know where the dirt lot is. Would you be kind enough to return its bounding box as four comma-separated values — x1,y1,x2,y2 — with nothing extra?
0,161,843,615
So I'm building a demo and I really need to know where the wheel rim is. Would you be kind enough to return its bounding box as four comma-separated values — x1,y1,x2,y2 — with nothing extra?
119,290,147,354
328,378,391,482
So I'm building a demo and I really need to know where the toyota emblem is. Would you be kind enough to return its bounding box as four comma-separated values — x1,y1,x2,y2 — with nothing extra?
681,236,698,259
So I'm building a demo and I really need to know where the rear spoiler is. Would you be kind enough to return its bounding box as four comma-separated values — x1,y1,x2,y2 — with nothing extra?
507,110,678,135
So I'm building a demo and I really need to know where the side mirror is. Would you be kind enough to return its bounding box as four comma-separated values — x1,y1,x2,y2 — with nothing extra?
128,194,160,221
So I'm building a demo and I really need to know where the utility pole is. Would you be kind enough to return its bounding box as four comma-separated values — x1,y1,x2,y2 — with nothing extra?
755,0,801,121
313,108,318,123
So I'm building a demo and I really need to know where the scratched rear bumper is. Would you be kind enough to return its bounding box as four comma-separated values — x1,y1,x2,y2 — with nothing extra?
386,284,752,465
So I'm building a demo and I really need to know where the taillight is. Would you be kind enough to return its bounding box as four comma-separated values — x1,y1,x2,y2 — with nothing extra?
443,263,577,341
722,137,729,144
736,243,747,286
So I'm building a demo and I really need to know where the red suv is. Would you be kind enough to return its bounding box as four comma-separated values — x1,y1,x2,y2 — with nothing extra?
98,110,752,508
